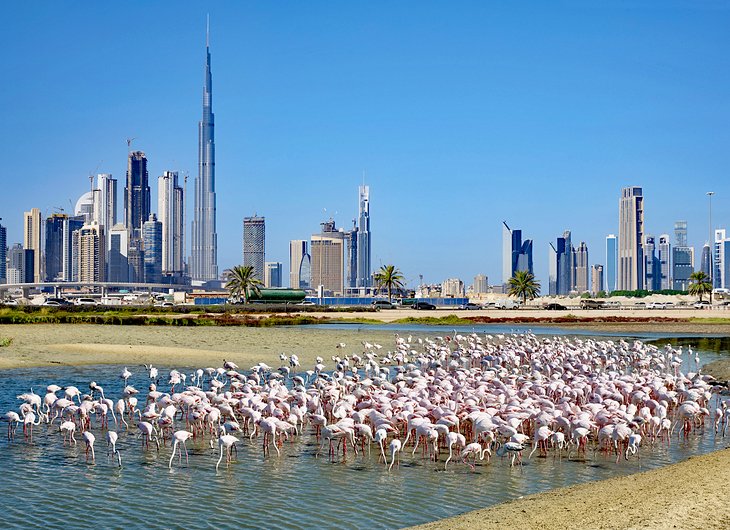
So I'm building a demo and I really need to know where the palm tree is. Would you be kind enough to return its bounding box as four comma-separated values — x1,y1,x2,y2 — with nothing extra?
224,265,263,304
688,271,712,302
373,265,405,303
508,270,541,306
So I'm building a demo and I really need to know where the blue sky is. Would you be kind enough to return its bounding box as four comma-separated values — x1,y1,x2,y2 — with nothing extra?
1,1,729,288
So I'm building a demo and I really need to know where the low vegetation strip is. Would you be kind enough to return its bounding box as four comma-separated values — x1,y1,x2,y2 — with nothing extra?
464,315,689,324
0,337,12,347
0,309,330,327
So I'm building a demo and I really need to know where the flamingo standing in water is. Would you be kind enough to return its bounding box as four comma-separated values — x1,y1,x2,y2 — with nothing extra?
388,439,402,471
169,430,194,468
216,432,239,471
106,431,122,467
82,431,96,463
444,432,466,469
4,411,21,440
460,442,490,471
60,420,77,445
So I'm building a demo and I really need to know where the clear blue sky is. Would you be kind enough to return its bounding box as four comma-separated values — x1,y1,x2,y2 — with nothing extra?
1,1,729,288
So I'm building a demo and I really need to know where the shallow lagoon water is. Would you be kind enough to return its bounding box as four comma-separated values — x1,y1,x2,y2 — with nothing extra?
1,330,728,530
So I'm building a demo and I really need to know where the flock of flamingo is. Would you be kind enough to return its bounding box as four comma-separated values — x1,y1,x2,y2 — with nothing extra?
3,333,728,473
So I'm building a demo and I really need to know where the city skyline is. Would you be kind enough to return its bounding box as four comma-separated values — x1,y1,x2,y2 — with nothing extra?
1,3,729,288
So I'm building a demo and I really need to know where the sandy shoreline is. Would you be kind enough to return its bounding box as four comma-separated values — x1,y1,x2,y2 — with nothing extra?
408,447,730,530
1,322,729,529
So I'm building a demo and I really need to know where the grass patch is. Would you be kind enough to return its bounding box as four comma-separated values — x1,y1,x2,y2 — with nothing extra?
688,318,730,324
0,337,12,347
393,314,473,326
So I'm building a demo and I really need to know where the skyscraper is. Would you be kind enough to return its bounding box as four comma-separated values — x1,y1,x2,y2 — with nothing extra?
473,274,488,294
346,221,358,289
591,265,604,295
502,221,533,284
606,234,617,293
715,229,729,289
549,231,574,296
642,235,659,291
264,262,283,288
44,213,74,282
124,151,150,243
672,221,693,291
289,240,311,289
0,222,6,284
574,242,589,293
700,243,712,278
73,221,105,283
158,171,185,277
243,216,265,282
143,214,163,284
191,20,218,282
356,185,371,287
108,224,130,283
658,234,671,290
618,187,644,291
23,208,42,283
311,220,345,295
8,244,33,284
93,173,117,239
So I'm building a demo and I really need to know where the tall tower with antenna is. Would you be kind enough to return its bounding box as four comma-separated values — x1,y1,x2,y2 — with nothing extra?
191,15,218,281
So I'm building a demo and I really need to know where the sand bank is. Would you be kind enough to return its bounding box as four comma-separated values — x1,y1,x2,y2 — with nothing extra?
0,324,400,370
409,448,730,530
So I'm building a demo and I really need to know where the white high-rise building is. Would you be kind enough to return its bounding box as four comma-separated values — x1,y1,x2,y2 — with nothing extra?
658,234,671,290
92,173,117,239
441,278,465,297
356,185,371,287
73,221,105,283
716,229,729,289
618,187,644,291
158,171,185,276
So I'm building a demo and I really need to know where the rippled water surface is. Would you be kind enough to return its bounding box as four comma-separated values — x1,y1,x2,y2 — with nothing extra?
1,332,728,530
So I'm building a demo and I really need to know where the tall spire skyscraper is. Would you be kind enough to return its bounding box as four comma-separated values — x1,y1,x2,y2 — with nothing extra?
191,17,218,281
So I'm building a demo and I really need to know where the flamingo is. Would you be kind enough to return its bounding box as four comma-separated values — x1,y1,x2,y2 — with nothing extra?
388,439,402,471
82,431,96,463
496,441,525,467
216,433,239,471
169,430,194,468
460,442,490,471
445,432,467,469
4,411,21,440
60,420,77,445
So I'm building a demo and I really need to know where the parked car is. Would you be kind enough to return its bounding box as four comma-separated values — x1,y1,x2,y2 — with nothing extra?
646,302,665,309
42,300,61,307
372,300,396,310
458,303,482,310
1,299,18,306
634,301,646,309
154,301,174,308
297,301,316,306
44,297,72,306
412,301,436,310
544,303,567,310
75,298,98,306
492,299,521,310
694,300,711,309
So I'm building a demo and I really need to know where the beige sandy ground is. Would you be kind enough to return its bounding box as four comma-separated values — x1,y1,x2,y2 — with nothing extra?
408,448,730,530
1,321,729,529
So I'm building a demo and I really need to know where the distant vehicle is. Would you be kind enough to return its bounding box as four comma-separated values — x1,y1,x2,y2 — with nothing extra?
458,302,482,310
75,298,98,306
412,301,436,310
372,300,396,310
154,301,174,308
297,301,316,306
45,297,72,306
492,299,521,310
580,299,605,310
634,301,646,308
646,302,665,309
42,300,61,307
1,299,18,306
605,300,621,309
694,300,711,309
544,303,567,311
664,302,675,308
